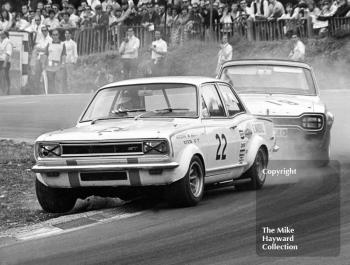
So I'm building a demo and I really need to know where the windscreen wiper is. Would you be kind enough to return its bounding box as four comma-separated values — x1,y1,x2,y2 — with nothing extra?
91,109,146,124
134,108,189,120
112,108,146,114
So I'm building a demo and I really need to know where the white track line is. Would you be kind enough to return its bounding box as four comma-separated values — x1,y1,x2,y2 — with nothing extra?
11,212,142,243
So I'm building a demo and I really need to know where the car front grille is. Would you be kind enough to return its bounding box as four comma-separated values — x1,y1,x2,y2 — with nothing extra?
61,142,143,156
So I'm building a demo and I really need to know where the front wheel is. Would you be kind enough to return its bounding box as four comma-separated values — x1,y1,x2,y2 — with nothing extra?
165,156,205,207
235,148,268,191
36,178,77,213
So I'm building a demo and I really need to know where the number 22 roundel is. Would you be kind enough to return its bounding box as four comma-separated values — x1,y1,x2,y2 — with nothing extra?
215,134,227,160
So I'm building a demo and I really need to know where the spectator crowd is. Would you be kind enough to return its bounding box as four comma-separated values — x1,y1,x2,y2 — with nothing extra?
0,0,349,39
0,0,349,94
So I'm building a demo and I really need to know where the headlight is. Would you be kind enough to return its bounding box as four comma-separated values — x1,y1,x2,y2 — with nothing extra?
36,143,61,158
301,115,323,130
143,140,169,154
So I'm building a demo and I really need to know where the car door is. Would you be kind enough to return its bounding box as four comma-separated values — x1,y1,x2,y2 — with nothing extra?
216,83,250,167
201,83,242,180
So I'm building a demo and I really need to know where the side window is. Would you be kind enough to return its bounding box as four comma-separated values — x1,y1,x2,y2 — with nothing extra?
201,84,226,117
218,84,244,116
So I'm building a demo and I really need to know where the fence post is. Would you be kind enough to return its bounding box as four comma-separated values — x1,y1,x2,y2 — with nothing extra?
247,19,254,41
307,16,313,38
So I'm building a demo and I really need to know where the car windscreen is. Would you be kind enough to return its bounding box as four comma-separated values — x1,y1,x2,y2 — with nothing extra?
220,65,317,95
81,83,198,122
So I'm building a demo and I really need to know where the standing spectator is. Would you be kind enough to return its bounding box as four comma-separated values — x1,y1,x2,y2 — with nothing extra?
190,2,203,38
0,10,12,32
31,25,52,93
2,1,13,22
268,0,285,19
119,28,140,79
314,0,338,35
288,33,305,61
43,9,60,30
88,0,102,11
220,5,233,34
332,0,350,17
21,4,30,22
68,4,81,26
63,30,78,91
216,34,232,74
14,12,30,31
150,30,167,76
27,15,44,42
60,11,76,28
91,4,109,27
179,7,191,44
80,6,95,26
251,0,269,20
45,29,66,93
52,4,60,18
0,31,12,95
141,1,161,32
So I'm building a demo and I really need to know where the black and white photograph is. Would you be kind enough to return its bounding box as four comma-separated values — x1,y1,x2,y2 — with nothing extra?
0,0,348,264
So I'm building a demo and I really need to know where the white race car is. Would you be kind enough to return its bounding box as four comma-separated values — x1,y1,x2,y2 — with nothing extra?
218,60,334,165
32,77,278,213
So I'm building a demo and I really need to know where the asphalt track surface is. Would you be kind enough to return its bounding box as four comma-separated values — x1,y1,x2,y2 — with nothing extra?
0,90,349,265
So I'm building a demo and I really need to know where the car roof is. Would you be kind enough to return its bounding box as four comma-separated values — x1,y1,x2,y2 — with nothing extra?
101,76,222,90
221,59,312,70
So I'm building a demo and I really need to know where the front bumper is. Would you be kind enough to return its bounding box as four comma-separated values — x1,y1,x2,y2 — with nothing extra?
32,156,187,188
32,162,179,173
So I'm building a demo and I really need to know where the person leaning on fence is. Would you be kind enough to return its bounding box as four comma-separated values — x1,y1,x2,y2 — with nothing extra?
119,28,140,79
288,33,305,61
63,30,78,92
267,0,285,19
44,29,66,94
0,31,12,95
216,34,232,75
150,30,167,76
43,9,60,30
60,11,76,28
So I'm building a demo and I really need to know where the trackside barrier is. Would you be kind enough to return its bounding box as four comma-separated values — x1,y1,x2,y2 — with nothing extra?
329,17,350,37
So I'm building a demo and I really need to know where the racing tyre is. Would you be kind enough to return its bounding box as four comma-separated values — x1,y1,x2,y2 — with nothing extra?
235,148,267,191
35,178,77,213
165,156,204,207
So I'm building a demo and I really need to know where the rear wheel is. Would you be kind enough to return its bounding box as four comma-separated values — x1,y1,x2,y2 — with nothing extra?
235,148,267,191
36,178,77,213
165,156,205,207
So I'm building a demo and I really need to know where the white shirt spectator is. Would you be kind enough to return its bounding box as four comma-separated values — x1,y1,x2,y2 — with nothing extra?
289,40,305,61
47,42,66,64
0,20,12,32
0,37,12,62
15,19,31,31
64,39,78,64
36,34,52,56
87,0,102,11
151,38,167,61
70,14,80,26
216,42,232,73
119,35,140,59
43,17,60,30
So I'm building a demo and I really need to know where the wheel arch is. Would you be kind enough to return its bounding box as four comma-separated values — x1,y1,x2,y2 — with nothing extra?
245,135,270,169
193,153,206,175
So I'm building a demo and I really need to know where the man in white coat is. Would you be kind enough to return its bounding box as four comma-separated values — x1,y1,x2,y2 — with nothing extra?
216,35,232,75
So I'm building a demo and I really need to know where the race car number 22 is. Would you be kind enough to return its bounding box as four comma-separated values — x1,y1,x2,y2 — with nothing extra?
216,134,227,160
